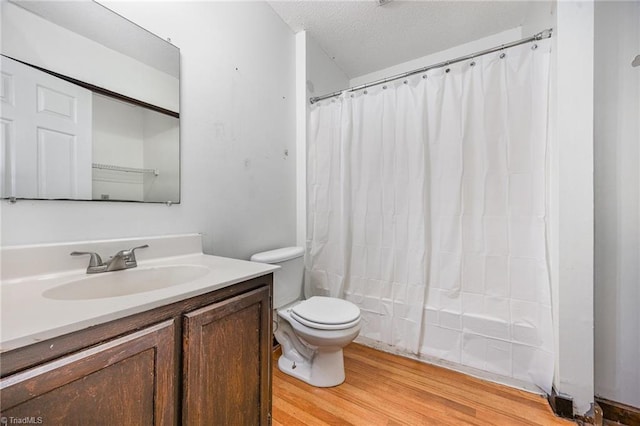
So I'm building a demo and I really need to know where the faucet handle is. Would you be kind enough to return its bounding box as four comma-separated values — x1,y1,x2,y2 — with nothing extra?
70,251,104,267
127,244,149,264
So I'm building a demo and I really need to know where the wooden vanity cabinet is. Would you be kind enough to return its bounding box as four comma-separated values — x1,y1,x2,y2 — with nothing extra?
0,320,176,425
0,275,273,426
183,286,272,425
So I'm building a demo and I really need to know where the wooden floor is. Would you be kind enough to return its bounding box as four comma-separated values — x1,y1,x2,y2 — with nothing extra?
272,343,575,425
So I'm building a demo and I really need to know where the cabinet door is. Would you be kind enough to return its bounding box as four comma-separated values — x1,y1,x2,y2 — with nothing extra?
183,286,272,426
0,320,176,426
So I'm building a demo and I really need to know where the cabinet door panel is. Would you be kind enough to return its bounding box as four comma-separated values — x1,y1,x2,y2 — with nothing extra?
0,320,176,426
183,286,271,426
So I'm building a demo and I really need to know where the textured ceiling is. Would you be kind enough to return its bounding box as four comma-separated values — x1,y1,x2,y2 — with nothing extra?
268,0,548,78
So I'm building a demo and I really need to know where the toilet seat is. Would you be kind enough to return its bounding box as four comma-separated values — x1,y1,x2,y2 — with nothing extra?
290,296,360,331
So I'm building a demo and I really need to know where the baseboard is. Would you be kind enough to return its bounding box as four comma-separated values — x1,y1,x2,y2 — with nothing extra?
548,386,574,419
596,397,640,426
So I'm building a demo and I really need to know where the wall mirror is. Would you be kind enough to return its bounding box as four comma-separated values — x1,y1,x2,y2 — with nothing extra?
0,0,180,203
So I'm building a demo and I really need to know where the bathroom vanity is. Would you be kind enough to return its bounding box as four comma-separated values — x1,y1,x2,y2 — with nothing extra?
0,234,277,425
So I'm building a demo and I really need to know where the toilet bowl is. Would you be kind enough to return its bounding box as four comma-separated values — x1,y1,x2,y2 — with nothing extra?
250,247,361,387
275,297,361,387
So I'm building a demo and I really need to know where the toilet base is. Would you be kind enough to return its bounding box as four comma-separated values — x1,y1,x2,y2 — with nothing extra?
277,347,346,387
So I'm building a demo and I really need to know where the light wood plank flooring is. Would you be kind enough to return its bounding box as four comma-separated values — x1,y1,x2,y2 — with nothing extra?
272,343,575,425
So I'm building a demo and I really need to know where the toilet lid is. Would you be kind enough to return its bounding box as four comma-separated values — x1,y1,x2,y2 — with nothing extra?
290,296,360,330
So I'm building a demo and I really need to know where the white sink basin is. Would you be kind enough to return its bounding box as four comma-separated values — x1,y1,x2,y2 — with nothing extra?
43,265,211,300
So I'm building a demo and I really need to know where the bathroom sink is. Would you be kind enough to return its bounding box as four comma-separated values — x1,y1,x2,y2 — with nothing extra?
43,265,211,300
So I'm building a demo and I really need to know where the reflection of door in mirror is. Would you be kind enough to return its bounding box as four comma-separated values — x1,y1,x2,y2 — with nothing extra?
1,56,92,199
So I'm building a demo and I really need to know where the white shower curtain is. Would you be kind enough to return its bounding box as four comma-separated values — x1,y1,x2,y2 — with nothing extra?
307,39,554,391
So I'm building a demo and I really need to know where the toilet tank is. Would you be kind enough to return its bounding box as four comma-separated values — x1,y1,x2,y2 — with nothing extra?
250,247,304,309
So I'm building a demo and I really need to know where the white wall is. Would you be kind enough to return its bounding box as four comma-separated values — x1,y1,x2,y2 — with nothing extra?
520,0,555,39
552,0,595,415
349,28,522,87
594,0,640,409
306,33,350,102
1,1,179,112
0,1,297,261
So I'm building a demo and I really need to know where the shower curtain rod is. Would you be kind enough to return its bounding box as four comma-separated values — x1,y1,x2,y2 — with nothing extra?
309,28,553,105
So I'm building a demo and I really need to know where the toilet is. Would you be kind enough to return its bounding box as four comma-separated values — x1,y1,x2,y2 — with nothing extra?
250,247,361,387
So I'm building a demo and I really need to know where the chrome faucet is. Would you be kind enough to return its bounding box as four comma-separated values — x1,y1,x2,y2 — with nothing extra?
71,245,149,274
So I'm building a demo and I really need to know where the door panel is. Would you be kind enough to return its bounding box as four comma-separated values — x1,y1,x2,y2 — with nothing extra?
0,56,92,199
0,67,17,198
0,118,14,197
36,128,78,198
36,84,77,121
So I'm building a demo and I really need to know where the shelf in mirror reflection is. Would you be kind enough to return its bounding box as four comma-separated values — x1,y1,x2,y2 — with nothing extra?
92,163,160,176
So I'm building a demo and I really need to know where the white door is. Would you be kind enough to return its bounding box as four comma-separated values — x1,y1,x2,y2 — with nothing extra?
0,59,19,198
0,56,92,199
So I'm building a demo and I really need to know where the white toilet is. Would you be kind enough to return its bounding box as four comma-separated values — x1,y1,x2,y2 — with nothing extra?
250,247,361,387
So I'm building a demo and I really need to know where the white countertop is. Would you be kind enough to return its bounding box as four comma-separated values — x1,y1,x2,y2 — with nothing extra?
1,235,278,353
